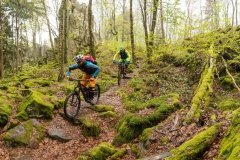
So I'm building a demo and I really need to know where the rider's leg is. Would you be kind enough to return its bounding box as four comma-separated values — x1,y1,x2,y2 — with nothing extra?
81,72,89,87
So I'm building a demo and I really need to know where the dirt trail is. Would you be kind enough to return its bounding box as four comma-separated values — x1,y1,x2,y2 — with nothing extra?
0,71,134,160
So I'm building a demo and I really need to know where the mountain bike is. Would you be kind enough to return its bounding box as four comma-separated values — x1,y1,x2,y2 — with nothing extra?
114,60,129,85
64,78,100,119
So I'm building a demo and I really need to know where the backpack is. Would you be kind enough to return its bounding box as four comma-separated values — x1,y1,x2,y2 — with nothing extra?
83,55,98,65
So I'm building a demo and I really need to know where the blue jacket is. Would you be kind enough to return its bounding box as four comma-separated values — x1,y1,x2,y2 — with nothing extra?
66,61,100,78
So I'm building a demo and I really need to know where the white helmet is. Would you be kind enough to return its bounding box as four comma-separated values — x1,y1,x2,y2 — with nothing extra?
74,54,83,63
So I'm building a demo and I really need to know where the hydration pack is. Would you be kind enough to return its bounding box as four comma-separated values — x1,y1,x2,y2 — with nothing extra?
83,55,98,65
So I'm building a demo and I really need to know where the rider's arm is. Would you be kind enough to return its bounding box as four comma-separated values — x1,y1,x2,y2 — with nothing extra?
86,62,101,78
126,50,132,62
113,51,119,61
66,63,79,77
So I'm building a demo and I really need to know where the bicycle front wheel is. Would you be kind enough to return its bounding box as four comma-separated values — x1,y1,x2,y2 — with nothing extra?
118,66,121,85
64,92,81,119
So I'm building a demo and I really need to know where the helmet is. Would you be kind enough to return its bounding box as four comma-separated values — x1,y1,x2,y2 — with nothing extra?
74,54,83,63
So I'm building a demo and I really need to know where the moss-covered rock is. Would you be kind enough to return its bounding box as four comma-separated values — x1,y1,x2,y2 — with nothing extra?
16,91,55,120
81,117,100,137
99,111,118,118
89,142,117,160
217,109,240,160
0,98,12,126
220,76,234,90
113,94,181,145
140,127,154,148
110,148,127,160
3,119,45,146
23,78,53,88
218,99,240,111
166,124,221,160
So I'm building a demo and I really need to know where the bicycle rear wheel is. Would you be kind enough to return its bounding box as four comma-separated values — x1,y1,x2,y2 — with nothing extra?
64,92,81,119
87,84,100,105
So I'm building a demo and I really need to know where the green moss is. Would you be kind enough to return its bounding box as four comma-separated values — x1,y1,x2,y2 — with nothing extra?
131,144,141,158
110,148,127,160
186,46,216,123
90,142,117,160
218,99,240,111
113,94,180,145
220,76,234,90
167,124,221,160
92,105,114,112
0,99,12,126
218,109,240,159
129,78,145,91
76,156,88,160
140,128,154,147
99,111,118,118
227,146,240,160
3,119,45,146
81,117,100,137
16,91,55,120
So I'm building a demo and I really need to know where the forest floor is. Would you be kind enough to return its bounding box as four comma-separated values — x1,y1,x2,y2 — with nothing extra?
0,63,231,160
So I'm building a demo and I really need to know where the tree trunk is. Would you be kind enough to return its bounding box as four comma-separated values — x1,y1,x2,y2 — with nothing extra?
58,0,67,81
122,0,126,42
149,0,159,46
63,0,68,64
16,16,19,73
139,0,150,62
159,0,165,43
0,0,3,78
88,0,95,58
130,0,136,64
236,0,238,25
231,0,235,26
42,0,55,60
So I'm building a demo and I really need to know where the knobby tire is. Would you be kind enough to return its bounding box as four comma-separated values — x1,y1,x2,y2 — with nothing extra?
64,92,81,119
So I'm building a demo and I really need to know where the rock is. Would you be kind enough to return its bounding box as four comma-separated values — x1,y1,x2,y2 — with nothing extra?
0,98,12,127
3,119,45,147
48,127,72,142
140,152,171,160
16,91,55,120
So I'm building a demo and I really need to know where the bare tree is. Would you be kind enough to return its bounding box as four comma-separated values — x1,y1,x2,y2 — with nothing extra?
88,0,95,58
235,0,238,25
231,0,235,26
130,0,136,64
42,0,55,58
122,0,126,42
58,0,68,81
159,0,165,43
0,0,3,78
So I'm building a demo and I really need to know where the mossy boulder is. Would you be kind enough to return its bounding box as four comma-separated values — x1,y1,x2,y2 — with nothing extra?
3,119,45,146
81,117,100,137
220,76,234,90
0,99,12,126
140,127,154,148
23,78,52,88
166,124,221,160
217,109,240,159
89,142,117,160
218,99,240,111
16,91,55,120
113,94,181,145
0,85,8,90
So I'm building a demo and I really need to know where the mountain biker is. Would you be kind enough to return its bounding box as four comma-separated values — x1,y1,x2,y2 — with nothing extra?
112,47,131,75
66,54,100,99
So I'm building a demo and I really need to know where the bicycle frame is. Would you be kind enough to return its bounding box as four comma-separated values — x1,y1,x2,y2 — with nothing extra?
118,63,126,78
74,81,90,102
